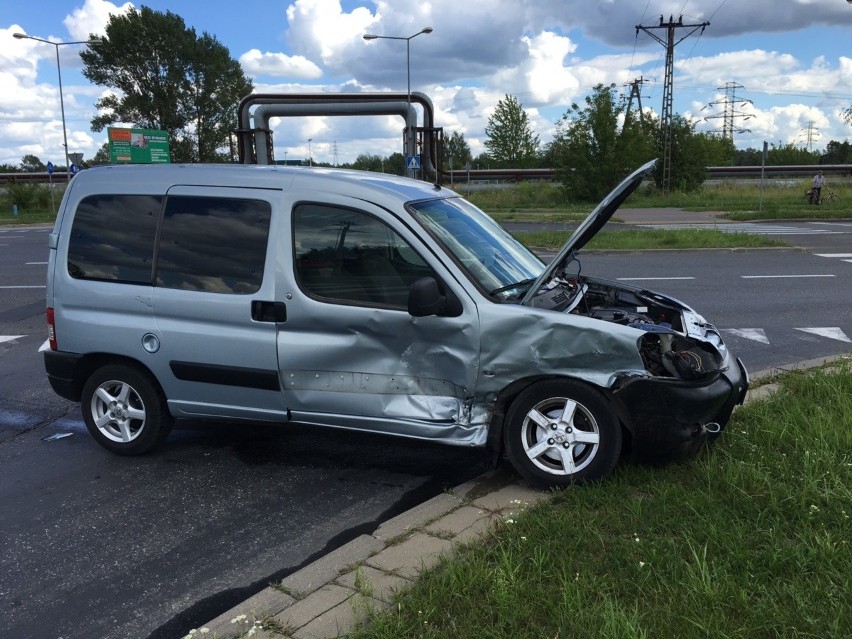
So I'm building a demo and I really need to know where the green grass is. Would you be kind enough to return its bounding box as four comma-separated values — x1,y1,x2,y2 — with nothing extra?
355,362,852,639
515,228,789,251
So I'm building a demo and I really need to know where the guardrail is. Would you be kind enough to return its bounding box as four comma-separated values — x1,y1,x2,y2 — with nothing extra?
2,164,850,185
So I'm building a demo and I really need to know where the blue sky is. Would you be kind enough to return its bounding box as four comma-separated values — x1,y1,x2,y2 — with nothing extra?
2,0,851,166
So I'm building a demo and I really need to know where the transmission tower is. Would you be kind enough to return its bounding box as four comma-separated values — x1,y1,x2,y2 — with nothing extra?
799,121,820,150
636,15,710,193
703,82,753,140
332,140,339,166
623,76,649,125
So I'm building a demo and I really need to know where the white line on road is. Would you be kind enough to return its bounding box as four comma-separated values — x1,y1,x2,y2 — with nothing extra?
0,335,25,345
26,261,48,265
721,328,770,344
795,327,851,343
815,253,852,258
0,285,46,289
617,276,695,281
740,274,834,279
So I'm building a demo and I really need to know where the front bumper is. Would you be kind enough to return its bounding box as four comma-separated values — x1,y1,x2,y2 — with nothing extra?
612,357,749,464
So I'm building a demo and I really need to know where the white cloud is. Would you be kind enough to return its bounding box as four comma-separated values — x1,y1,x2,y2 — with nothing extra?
63,0,133,40
239,49,322,79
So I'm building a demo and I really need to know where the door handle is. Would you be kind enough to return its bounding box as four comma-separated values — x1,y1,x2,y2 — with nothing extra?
251,300,287,323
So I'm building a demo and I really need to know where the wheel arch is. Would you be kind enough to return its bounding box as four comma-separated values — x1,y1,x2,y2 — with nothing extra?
64,353,164,402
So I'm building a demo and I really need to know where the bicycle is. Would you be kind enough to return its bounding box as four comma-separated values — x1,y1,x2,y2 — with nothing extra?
804,187,838,206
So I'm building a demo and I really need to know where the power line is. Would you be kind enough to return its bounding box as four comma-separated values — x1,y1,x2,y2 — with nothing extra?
702,82,753,140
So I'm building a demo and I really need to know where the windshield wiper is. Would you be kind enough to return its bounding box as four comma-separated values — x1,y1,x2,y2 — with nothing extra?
490,278,536,297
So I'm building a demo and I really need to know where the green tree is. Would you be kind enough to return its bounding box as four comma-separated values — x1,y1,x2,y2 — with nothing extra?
766,144,820,165
822,140,852,164
484,95,540,167
441,131,472,170
551,84,656,200
80,6,252,163
20,154,46,172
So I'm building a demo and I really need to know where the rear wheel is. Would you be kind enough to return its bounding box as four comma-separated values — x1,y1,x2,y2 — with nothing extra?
81,364,172,455
504,379,621,488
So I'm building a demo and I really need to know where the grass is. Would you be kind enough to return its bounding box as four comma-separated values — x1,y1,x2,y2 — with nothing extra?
516,228,789,251
354,362,852,639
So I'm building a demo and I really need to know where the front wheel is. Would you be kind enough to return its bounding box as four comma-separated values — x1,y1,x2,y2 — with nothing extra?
81,364,172,455
504,379,622,488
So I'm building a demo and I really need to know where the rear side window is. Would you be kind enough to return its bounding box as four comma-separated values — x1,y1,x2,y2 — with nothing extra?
156,196,271,294
67,195,160,283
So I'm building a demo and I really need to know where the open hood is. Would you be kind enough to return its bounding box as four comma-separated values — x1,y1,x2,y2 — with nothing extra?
521,158,657,306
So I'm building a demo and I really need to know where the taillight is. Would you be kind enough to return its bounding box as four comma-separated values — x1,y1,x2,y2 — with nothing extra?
46,307,57,351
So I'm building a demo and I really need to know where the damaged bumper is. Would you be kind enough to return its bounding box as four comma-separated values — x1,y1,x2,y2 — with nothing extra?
612,357,749,464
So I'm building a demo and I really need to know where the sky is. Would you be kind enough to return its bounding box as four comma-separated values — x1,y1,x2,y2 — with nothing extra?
1,0,851,167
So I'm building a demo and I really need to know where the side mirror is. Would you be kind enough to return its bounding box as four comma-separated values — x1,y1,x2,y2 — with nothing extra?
408,277,444,317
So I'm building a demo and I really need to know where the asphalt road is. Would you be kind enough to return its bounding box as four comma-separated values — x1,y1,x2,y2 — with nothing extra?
1,220,850,638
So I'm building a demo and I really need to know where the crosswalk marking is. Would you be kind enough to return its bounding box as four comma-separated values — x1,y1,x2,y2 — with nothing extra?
0,335,25,345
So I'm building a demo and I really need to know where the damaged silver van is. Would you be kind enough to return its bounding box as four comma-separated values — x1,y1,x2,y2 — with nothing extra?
43,159,747,488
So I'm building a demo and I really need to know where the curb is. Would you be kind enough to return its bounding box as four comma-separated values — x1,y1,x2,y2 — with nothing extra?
193,353,850,638
196,467,549,639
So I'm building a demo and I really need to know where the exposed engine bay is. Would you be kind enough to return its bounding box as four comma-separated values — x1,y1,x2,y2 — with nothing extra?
530,275,726,381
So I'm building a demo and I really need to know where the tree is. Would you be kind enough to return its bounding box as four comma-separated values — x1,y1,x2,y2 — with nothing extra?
551,84,656,200
441,131,472,170
80,7,252,163
19,154,46,172
484,95,540,167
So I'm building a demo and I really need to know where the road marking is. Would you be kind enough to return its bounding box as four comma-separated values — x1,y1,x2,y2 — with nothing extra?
721,328,770,344
640,223,846,235
740,274,834,279
0,335,25,345
617,276,695,281
0,285,46,289
795,327,851,343
26,261,48,265
815,253,852,258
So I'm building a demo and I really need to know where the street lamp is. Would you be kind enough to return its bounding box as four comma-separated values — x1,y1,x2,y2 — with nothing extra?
363,27,433,175
307,138,313,166
13,33,100,181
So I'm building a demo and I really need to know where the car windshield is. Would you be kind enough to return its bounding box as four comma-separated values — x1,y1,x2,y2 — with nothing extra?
409,197,544,299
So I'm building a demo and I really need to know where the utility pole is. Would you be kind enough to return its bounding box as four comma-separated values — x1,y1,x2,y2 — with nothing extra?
703,82,753,140
636,15,709,193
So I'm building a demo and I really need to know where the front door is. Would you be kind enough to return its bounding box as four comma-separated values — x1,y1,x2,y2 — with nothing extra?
279,198,482,444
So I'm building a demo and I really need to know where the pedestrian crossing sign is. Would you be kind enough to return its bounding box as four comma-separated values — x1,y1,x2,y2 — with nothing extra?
406,156,421,170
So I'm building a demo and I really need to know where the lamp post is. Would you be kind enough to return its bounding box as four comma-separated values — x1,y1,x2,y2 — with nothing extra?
363,27,433,176
308,138,313,166
13,33,99,181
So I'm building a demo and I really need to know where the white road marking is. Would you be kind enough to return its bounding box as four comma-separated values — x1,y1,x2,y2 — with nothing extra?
0,335,25,345
0,285,46,289
815,253,852,258
617,276,695,281
740,274,834,279
795,327,851,343
26,261,48,265
721,328,770,344
640,223,846,235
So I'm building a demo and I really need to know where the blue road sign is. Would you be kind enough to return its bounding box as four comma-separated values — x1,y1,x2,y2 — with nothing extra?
406,156,421,170
46,161,54,175
69,164,79,175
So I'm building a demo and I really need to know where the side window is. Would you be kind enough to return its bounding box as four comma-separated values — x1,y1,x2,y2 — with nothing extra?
293,204,434,308
156,196,271,294
67,194,160,283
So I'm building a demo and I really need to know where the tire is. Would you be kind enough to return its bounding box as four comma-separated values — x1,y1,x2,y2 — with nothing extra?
80,364,172,456
503,379,622,488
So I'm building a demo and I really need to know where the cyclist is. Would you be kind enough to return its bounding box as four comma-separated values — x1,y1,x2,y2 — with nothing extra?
810,170,825,204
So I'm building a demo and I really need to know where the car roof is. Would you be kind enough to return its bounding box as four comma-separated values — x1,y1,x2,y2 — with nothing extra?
71,163,452,205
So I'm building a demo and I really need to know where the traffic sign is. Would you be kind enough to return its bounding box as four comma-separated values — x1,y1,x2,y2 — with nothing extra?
69,164,80,175
406,156,421,170
46,161,54,175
